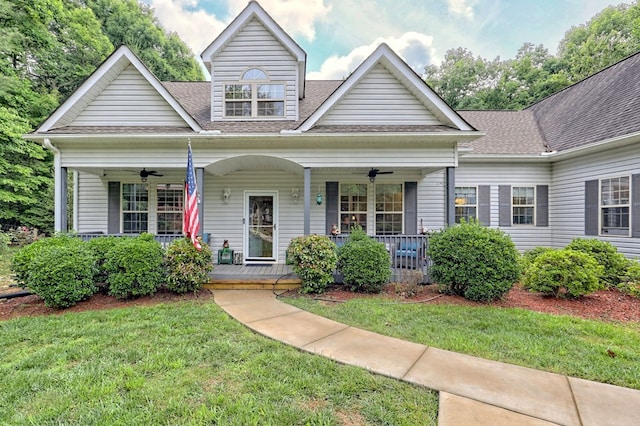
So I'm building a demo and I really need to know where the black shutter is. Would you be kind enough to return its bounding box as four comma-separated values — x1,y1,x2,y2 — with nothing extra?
585,180,599,236
325,181,339,234
632,174,640,237
478,185,490,226
536,185,549,227
404,182,417,234
498,185,511,227
108,181,120,234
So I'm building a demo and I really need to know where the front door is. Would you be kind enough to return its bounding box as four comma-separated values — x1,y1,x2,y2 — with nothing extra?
244,192,278,262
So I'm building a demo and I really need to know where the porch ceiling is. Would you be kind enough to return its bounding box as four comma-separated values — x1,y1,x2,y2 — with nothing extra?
205,155,304,176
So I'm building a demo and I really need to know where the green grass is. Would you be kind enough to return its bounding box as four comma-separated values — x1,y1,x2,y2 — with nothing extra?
0,301,438,425
284,296,640,389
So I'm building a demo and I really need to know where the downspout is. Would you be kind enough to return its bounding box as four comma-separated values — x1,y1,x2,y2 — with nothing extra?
42,138,63,232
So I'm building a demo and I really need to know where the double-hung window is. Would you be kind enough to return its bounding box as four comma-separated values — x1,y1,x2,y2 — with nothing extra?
157,184,184,234
454,186,477,223
600,176,630,235
224,68,285,118
122,183,148,233
375,184,403,234
512,186,535,225
340,183,367,234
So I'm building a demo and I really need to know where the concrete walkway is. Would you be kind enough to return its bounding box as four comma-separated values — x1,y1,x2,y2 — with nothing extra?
212,290,640,425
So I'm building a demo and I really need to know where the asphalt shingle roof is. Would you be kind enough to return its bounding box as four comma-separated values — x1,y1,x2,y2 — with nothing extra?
527,51,640,152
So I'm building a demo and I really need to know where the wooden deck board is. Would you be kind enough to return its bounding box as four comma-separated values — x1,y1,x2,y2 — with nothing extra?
208,264,301,289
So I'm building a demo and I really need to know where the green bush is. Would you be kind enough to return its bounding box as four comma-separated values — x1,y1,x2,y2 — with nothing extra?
287,235,337,294
618,261,640,298
565,238,629,287
519,246,556,275
165,238,213,294
11,234,82,286
85,236,123,284
104,235,165,299
25,239,97,308
338,227,391,293
0,231,9,259
522,249,604,298
427,220,520,302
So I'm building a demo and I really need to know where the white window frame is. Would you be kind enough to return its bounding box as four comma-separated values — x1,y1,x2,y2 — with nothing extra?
121,183,149,234
454,186,478,224
512,186,535,226
339,183,368,234
374,183,404,235
599,175,631,237
223,67,285,119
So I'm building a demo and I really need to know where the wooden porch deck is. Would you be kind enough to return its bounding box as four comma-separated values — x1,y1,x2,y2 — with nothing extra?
205,264,301,290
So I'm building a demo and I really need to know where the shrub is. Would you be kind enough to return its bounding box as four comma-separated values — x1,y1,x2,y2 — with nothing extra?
338,227,391,293
104,235,165,299
0,232,9,259
165,238,213,294
618,261,640,298
565,238,629,287
427,219,520,302
25,239,97,308
85,236,123,284
287,235,337,294
519,246,556,275
11,234,82,286
522,249,604,298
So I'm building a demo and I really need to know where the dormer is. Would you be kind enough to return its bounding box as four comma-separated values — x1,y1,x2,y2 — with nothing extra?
200,1,307,122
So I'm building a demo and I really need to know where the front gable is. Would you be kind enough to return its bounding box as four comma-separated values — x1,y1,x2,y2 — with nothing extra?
299,44,474,132
37,46,200,133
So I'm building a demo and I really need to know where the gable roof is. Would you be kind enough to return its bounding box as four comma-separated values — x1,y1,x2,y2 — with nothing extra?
35,45,201,133
298,43,475,132
200,1,306,97
527,50,640,152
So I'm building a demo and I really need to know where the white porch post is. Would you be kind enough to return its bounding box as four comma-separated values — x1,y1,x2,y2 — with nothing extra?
304,167,311,235
446,167,455,226
43,139,67,232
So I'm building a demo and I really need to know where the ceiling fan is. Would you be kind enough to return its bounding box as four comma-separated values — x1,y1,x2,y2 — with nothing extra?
139,168,163,181
367,168,394,182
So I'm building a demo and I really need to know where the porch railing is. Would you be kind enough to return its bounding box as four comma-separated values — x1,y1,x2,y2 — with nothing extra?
76,233,184,249
329,234,431,284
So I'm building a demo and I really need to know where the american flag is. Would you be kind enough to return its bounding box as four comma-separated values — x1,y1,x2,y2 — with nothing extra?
183,143,201,250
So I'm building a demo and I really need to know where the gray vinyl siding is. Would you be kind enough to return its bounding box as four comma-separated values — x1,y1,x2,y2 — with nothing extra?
70,65,187,127
318,63,441,126
418,169,447,232
550,143,640,258
76,172,109,233
456,162,552,251
210,18,298,121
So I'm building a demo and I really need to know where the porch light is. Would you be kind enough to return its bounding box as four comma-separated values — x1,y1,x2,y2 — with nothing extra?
316,192,323,205
291,188,299,203
223,188,231,203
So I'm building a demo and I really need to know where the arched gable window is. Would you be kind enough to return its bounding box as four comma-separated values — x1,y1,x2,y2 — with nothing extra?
224,68,285,117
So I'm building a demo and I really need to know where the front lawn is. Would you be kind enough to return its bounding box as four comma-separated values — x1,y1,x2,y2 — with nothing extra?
284,296,640,389
0,301,438,425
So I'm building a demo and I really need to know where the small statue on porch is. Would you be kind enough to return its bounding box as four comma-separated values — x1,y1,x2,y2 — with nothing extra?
223,239,230,248
330,224,340,235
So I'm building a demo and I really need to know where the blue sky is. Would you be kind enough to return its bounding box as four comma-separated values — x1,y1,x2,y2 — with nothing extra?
143,0,630,79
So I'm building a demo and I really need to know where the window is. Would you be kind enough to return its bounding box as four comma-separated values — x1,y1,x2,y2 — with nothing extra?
454,187,477,223
375,184,403,234
224,68,285,118
512,186,535,225
157,184,184,234
122,183,148,233
340,183,367,233
600,176,630,235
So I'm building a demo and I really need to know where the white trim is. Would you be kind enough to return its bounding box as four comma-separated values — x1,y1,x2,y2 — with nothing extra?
36,46,201,133
243,190,279,263
298,43,475,132
511,185,536,227
598,175,632,237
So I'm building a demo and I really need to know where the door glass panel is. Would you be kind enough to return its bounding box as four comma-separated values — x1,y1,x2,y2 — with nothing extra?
248,195,274,259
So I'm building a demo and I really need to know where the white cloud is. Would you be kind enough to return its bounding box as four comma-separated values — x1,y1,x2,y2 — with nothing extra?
148,0,227,55
307,32,436,80
447,0,475,19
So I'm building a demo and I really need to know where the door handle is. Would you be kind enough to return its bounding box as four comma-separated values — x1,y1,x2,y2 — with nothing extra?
274,223,276,230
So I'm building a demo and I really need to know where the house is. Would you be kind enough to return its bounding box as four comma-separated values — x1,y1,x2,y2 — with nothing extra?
26,0,640,267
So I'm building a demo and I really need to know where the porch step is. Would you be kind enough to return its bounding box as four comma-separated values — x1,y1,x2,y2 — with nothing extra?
207,263,301,290
204,279,301,290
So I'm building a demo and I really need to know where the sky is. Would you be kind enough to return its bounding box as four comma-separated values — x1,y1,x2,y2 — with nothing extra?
142,0,631,79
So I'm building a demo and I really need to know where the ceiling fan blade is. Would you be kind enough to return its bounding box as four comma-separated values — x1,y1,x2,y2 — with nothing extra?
377,171,394,175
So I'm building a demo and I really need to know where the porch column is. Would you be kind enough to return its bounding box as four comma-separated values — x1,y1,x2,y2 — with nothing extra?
303,167,311,235
44,139,67,232
446,167,455,226
196,167,204,237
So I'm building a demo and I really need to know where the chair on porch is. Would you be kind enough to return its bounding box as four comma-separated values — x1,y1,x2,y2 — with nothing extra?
395,240,423,269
